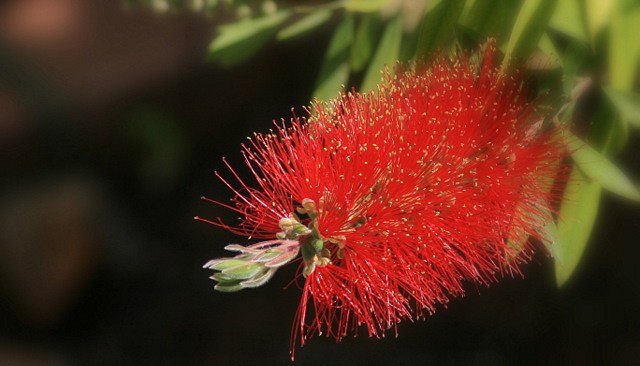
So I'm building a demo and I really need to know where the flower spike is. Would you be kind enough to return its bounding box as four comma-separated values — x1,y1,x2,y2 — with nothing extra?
200,41,566,359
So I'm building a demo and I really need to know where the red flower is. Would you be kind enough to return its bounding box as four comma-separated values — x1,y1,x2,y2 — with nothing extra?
198,42,565,359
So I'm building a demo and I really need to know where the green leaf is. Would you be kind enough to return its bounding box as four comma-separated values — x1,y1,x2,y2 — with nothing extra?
461,0,493,32
312,14,355,101
555,168,601,286
398,19,421,62
416,0,464,58
501,0,557,70
459,0,476,21
360,15,403,92
605,88,640,129
277,9,333,41
584,0,615,46
350,14,382,72
586,92,628,155
344,0,390,13
566,132,640,201
561,41,589,95
549,0,587,42
208,10,291,66
543,220,562,264
609,2,640,91
461,0,521,45
538,32,562,67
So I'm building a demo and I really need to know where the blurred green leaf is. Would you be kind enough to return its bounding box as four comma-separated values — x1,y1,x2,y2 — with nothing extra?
538,32,562,66
461,0,520,45
605,88,640,129
277,9,333,41
398,25,420,62
561,41,589,95
549,0,587,42
312,14,355,100
416,0,464,58
344,0,390,12
125,106,186,193
566,132,640,201
501,0,557,70
585,0,614,46
544,220,562,264
351,14,382,72
609,2,640,91
459,0,476,21
555,168,601,287
361,15,403,92
208,10,291,66
587,92,629,155
461,0,493,33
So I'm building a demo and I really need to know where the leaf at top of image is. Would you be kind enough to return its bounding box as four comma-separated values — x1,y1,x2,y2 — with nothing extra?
277,8,333,41
360,14,403,92
208,10,291,66
501,0,557,70
549,0,587,42
350,14,382,73
345,0,391,13
584,0,615,46
416,0,464,58
312,14,355,101
461,0,520,44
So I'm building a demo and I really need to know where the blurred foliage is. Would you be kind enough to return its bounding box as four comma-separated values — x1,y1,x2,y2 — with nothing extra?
130,0,640,287
123,106,188,194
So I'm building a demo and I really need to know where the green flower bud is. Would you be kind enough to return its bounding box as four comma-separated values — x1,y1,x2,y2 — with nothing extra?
222,263,264,280
301,198,316,213
312,239,324,252
278,217,297,230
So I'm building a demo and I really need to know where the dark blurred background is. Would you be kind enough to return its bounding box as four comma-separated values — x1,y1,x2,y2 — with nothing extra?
0,1,639,365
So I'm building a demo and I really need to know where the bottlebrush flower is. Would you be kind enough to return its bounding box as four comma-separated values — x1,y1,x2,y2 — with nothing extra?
198,41,565,359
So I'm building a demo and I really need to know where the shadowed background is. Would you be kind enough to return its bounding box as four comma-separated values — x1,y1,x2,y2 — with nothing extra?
0,1,639,365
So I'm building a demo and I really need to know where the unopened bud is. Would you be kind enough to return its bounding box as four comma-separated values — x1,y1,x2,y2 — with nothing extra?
292,224,312,236
312,239,324,252
279,217,297,230
302,259,317,277
301,198,316,213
